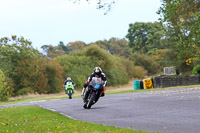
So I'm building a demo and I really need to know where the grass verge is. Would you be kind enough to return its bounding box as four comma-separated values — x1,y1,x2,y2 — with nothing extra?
1,84,200,106
0,93,81,106
0,106,153,133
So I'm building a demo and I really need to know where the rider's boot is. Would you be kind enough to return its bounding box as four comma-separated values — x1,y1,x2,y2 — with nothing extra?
101,90,105,97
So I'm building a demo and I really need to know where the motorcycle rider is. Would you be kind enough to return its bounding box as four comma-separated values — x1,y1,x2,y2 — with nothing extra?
63,77,75,94
82,67,107,102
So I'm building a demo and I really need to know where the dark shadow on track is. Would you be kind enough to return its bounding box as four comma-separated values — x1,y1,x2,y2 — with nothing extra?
82,106,106,110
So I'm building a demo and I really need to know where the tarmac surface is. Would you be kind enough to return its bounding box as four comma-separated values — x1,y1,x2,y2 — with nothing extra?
1,87,200,133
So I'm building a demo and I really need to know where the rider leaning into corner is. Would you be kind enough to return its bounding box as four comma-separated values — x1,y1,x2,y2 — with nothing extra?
81,67,107,102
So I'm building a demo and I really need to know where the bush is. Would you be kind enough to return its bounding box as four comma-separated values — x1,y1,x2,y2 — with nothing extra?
16,87,33,96
45,60,64,94
130,52,160,75
0,69,11,101
14,58,64,95
192,65,200,75
82,45,115,71
132,66,147,79
55,46,136,89
55,54,94,89
114,56,146,79
105,66,129,86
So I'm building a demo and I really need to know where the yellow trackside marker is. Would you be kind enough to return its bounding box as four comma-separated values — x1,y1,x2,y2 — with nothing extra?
143,78,153,89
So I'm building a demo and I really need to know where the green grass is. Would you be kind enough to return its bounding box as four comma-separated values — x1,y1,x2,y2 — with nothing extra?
2,85,199,133
0,93,81,106
0,106,153,133
1,84,200,106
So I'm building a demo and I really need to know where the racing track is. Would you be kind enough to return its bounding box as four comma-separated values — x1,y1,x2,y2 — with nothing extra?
1,87,200,133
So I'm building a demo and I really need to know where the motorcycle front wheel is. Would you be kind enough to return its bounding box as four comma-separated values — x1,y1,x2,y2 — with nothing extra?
68,91,72,99
87,93,96,109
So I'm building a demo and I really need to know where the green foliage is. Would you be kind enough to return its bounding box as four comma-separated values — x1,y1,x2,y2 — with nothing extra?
69,41,86,52
42,38,131,58
55,45,139,89
16,87,33,96
131,66,147,79
83,45,133,86
0,69,11,101
0,106,144,133
94,38,131,57
114,56,146,79
130,52,160,75
0,36,65,96
0,36,40,75
55,54,94,89
41,44,65,58
158,0,200,73
82,45,115,70
45,60,64,94
13,59,64,95
151,49,170,65
193,58,200,66
149,49,175,71
58,41,71,54
105,67,129,86
126,22,166,54
13,59,46,94
192,65,200,75
41,41,86,58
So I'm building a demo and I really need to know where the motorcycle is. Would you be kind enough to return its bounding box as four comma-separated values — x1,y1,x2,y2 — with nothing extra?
65,81,74,99
83,77,104,109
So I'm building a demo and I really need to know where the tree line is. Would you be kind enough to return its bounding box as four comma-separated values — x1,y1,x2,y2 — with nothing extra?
0,0,199,101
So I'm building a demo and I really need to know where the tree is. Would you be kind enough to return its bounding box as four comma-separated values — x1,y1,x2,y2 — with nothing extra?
82,45,115,70
71,0,116,14
130,52,160,75
41,41,86,58
0,69,11,101
68,41,86,52
55,45,140,88
158,0,200,72
94,37,131,57
0,36,40,75
14,58,64,95
126,22,166,54
58,41,71,54
41,44,65,58
55,54,94,89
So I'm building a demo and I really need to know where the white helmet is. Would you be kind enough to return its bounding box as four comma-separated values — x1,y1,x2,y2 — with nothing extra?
67,77,71,80
94,67,102,75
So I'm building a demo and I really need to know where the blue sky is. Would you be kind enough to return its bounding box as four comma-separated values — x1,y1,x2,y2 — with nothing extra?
0,0,162,51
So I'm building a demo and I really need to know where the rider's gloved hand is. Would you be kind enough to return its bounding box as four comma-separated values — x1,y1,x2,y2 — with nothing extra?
84,84,87,88
84,81,89,88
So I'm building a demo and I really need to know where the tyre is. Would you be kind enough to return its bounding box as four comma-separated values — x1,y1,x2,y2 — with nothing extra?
87,94,96,109
83,102,87,109
68,91,72,99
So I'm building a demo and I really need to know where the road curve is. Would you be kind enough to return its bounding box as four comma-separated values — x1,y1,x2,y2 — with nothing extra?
1,87,200,133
